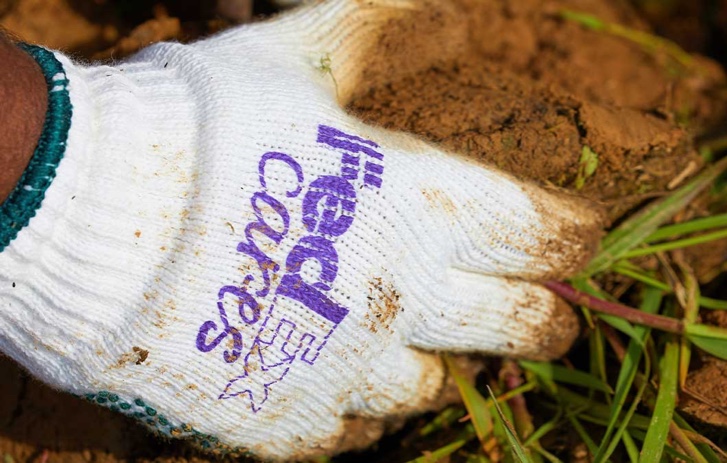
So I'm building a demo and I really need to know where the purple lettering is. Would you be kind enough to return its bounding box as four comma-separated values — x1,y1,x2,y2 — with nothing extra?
250,191,290,242
276,274,349,324
276,236,348,324
363,173,383,189
259,152,304,198
275,236,348,324
196,298,244,364
196,320,232,353
302,176,356,237
236,239,278,298
341,166,358,180
236,191,289,297
285,235,339,290
219,285,261,325
317,125,382,161
206,125,386,412
364,161,383,174
341,153,359,165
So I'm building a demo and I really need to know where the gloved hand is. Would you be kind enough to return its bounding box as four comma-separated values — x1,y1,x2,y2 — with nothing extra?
0,0,602,460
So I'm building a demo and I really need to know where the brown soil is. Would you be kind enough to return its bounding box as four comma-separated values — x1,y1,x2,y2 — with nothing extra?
2,0,727,462
346,0,727,221
680,310,727,449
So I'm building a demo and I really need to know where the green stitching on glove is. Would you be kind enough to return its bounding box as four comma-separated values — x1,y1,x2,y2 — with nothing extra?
82,391,252,457
0,44,72,251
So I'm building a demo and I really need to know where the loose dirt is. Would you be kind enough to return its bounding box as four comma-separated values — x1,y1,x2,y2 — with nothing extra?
2,0,727,461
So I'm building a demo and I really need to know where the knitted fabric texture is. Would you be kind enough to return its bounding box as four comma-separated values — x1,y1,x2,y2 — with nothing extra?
0,1,602,460
0,44,72,251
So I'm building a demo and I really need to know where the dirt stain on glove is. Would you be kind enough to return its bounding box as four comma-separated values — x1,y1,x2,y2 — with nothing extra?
115,346,150,368
420,188,458,217
523,295,581,362
364,277,401,334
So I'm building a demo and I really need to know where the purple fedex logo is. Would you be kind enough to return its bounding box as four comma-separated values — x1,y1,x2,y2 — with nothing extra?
195,125,384,412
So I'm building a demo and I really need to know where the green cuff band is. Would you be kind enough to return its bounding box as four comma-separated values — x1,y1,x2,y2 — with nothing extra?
0,44,73,252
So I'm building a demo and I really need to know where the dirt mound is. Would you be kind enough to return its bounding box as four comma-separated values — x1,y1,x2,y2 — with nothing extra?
347,0,726,220
1,0,727,462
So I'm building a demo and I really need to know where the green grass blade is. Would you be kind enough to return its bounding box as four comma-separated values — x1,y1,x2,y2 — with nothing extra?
623,228,727,258
612,263,727,310
557,388,652,430
678,266,700,387
682,429,727,461
673,413,722,463
612,262,670,291
597,314,643,345
685,323,727,359
559,9,694,68
646,213,727,242
532,446,563,463
699,297,727,310
614,288,661,393
594,355,650,463
621,432,639,463
443,355,494,444
489,399,515,463
407,438,469,463
522,411,562,447
577,413,651,431
466,453,493,463
582,156,727,276
566,413,598,456
630,428,694,461
420,407,466,437
669,422,709,463
639,340,679,462
487,386,534,463
590,324,609,399
520,361,613,394
492,381,537,404
592,288,661,463
560,10,605,30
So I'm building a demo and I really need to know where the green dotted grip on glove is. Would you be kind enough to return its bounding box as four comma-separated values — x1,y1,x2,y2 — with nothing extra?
82,391,252,457
0,44,72,251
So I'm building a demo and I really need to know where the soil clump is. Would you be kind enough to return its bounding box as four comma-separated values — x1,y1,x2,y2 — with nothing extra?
347,0,726,220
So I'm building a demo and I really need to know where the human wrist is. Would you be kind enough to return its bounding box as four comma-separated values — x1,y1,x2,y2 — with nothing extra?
0,44,73,251
0,36,48,204
0,42,206,383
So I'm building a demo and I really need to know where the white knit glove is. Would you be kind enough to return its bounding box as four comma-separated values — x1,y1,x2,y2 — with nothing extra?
0,0,602,460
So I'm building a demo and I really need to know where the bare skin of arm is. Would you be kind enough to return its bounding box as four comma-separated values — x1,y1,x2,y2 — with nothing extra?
0,32,48,204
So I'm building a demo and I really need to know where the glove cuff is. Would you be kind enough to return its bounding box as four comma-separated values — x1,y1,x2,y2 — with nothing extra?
0,44,72,251
0,43,201,389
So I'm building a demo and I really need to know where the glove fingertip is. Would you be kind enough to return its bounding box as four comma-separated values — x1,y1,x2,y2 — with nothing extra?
520,294,582,361
523,184,607,281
